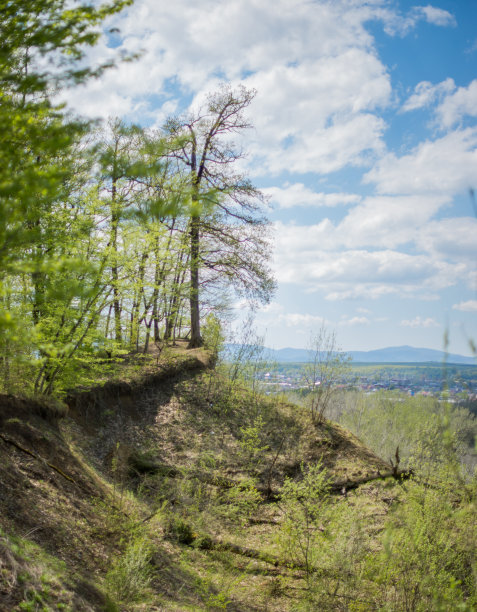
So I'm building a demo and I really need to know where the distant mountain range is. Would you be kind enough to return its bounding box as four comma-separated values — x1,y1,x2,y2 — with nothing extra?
224,344,476,365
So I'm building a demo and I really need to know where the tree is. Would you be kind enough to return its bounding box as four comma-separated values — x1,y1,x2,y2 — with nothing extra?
0,0,131,283
301,325,350,423
0,0,131,392
97,119,151,344
164,84,274,347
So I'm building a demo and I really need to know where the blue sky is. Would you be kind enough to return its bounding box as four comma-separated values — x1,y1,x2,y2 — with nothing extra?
63,0,477,355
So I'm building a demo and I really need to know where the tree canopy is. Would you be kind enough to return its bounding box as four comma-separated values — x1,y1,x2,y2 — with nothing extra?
0,4,274,395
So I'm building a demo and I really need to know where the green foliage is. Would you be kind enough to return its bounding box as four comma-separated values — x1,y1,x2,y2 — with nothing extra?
216,478,262,527
278,461,330,584
193,533,214,551
339,391,477,476
0,0,131,275
367,480,476,611
195,572,237,610
239,415,269,474
0,0,131,394
164,515,196,545
105,536,153,604
0,527,95,610
202,313,225,358
0,2,274,395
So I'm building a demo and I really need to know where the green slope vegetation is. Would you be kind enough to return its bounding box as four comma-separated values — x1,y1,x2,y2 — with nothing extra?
1,348,475,611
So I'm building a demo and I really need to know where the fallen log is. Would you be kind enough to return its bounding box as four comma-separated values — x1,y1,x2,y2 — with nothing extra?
329,468,414,493
131,457,413,500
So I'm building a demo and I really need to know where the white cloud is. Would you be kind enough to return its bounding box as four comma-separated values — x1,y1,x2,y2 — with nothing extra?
58,0,393,176
401,317,440,328
364,128,477,195
377,4,456,36
245,49,390,174
416,217,477,265
273,219,468,300
452,300,477,312
275,228,465,287
466,39,477,54
278,313,327,328
273,191,454,256
414,5,456,27
337,194,450,248
325,286,405,301
257,301,284,315
436,80,477,128
401,78,455,112
402,78,477,130
262,184,361,209
338,316,371,327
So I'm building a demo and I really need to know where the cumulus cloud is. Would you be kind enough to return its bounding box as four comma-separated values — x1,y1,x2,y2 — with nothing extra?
401,78,455,112
274,227,465,289
273,219,468,300
325,286,408,301
244,49,390,174
401,317,440,328
364,128,477,195
273,191,457,255
263,184,361,209
414,5,456,27
57,0,395,175
277,313,327,328
402,78,477,130
416,217,477,265
436,80,477,128
452,300,477,312
377,4,456,36
337,194,450,248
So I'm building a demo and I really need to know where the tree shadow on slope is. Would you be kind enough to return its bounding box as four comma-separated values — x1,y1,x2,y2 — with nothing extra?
0,393,238,611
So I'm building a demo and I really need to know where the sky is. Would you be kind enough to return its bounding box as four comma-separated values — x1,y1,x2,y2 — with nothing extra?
62,0,477,355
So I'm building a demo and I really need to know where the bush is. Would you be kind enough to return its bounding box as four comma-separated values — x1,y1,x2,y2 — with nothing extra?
164,516,195,545
215,478,262,527
105,536,153,604
278,461,330,585
367,480,476,611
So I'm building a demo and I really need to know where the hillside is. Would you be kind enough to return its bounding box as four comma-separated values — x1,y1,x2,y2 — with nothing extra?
0,347,419,611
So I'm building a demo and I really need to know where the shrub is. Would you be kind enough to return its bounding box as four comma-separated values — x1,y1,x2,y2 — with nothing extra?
164,516,195,545
367,480,476,611
105,536,153,604
278,461,330,585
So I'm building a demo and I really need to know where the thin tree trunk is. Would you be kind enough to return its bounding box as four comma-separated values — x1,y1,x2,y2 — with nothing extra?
110,158,123,345
104,303,113,340
129,250,148,349
188,214,202,347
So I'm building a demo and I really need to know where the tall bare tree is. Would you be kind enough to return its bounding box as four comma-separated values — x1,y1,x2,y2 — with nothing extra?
165,85,273,347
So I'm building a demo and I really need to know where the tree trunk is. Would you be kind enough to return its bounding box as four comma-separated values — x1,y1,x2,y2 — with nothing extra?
111,183,122,344
188,215,202,347
129,250,148,350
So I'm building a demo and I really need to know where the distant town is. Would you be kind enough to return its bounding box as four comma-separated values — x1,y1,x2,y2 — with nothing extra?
257,362,477,402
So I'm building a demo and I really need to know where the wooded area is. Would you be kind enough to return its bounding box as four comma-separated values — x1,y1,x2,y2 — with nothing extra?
0,0,274,396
